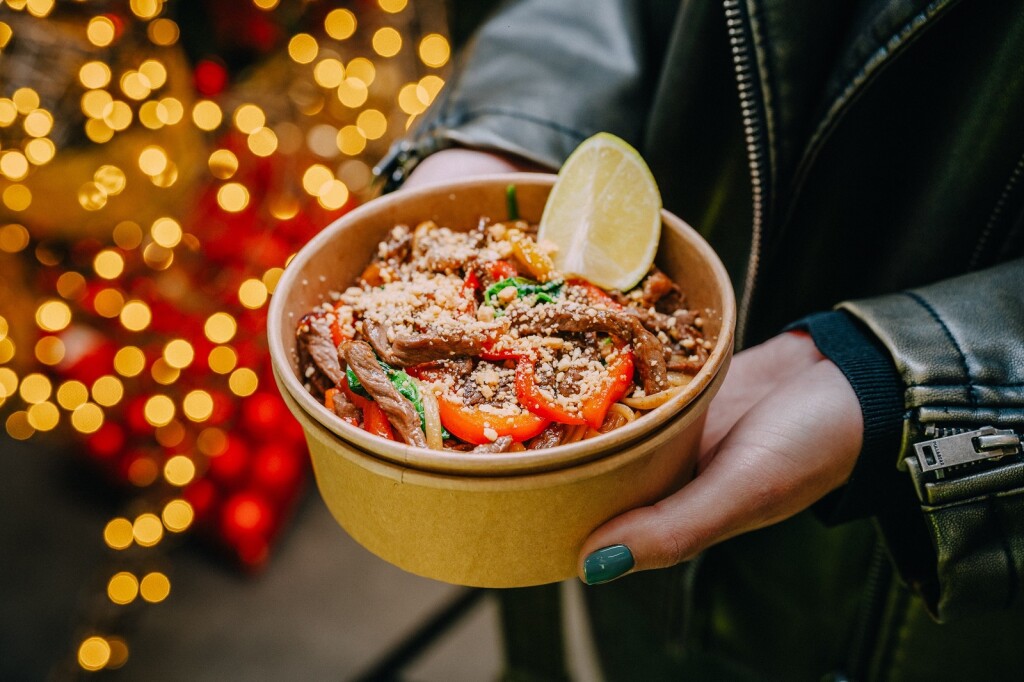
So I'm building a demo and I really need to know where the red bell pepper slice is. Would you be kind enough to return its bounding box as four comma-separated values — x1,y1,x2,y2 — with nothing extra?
514,357,586,425
488,259,517,281
329,304,354,346
412,364,550,444
340,382,395,440
566,278,621,309
580,343,635,429
460,270,481,314
514,340,635,429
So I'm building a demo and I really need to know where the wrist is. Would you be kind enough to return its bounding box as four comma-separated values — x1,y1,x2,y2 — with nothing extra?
404,148,545,190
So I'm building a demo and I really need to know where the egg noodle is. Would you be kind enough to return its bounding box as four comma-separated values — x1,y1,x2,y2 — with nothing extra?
297,217,711,452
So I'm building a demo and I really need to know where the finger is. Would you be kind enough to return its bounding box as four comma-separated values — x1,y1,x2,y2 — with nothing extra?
579,360,861,585
577,457,753,584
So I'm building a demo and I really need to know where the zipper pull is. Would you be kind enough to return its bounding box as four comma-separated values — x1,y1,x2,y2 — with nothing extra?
913,426,1022,479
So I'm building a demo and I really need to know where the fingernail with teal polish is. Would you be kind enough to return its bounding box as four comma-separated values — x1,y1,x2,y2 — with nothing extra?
583,545,634,585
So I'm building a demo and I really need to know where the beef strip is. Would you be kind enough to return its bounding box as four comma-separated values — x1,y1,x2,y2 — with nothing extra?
329,388,361,424
471,436,514,453
527,423,565,449
342,340,427,448
363,318,486,366
666,347,709,373
297,314,344,393
624,307,702,344
508,302,669,394
377,224,412,263
641,268,678,308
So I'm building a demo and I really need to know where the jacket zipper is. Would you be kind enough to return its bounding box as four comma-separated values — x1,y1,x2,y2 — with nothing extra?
723,0,772,348
840,536,893,681
970,149,1024,269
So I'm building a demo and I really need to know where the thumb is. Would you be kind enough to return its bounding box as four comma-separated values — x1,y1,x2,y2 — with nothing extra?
576,464,749,584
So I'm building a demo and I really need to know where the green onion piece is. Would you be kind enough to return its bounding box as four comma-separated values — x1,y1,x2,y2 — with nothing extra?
346,366,369,396
506,184,519,221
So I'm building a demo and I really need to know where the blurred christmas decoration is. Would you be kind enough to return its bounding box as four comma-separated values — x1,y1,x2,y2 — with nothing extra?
0,0,450,674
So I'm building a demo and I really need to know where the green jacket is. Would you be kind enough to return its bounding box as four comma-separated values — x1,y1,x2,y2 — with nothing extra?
381,0,1024,679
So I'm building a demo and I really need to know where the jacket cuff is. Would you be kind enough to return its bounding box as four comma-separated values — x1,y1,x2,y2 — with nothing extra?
787,310,905,523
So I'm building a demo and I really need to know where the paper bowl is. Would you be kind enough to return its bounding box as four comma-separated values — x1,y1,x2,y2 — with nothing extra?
268,173,735,587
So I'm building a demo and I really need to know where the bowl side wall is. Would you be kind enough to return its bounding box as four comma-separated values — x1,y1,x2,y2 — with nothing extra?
285,383,711,587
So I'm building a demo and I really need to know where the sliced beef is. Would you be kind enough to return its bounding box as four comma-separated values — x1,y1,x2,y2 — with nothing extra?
342,340,427,448
508,303,669,394
471,436,514,453
528,423,565,450
666,346,709,373
363,318,486,366
377,224,412,263
297,314,344,393
329,388,361,424
641,268,678,308
624,306,703,345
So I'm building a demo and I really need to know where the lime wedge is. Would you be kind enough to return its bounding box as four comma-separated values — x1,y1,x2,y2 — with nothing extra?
538,132,662,291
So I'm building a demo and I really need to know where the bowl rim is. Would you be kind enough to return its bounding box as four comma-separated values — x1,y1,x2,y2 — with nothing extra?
267,172,735,477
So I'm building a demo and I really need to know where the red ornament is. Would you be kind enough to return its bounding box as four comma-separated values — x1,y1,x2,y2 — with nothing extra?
183,478,217,522
206,435,248,486
241,392,286,438
252,443,303,498
86,421,126,461
220,490,274,545
194,59,229,96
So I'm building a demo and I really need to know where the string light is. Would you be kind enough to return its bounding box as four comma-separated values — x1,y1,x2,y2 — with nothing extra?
0,3,451,672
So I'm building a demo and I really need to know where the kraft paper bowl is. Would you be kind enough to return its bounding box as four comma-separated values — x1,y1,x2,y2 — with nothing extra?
268,173,735,587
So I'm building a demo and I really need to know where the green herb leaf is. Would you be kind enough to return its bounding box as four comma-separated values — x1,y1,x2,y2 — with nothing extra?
484,277,564,308
346,366,369,396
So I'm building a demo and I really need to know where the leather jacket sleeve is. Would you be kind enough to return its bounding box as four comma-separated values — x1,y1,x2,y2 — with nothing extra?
384,0,660,179
840,258,1024,622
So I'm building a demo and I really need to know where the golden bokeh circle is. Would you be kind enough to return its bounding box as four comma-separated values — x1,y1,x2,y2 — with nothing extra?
140,572,171,603
163,454,196,486
204,312,237,344
114,346,146,377
208,345,238,374
78,636,111,671
103,517,134,550
372,27,402,57
71,402,104,433
107,572,139,605
229,367,259,396
92,375,124,407
144,394,175,427
182,387,214,419
162,499,194,532
94,249,125,279
324,9,356,40
132,513,164,546
57,380,90,410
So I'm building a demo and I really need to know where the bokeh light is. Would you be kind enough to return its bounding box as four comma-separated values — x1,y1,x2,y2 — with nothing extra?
139,572,171,603
0,2,451,662
132,513,164,547
108,572,139,605
78,636,111,671
103,518,134,550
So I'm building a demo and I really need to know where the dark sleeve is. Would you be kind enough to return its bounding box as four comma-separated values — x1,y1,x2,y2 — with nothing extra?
787,310,906,524
376,0,666,187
